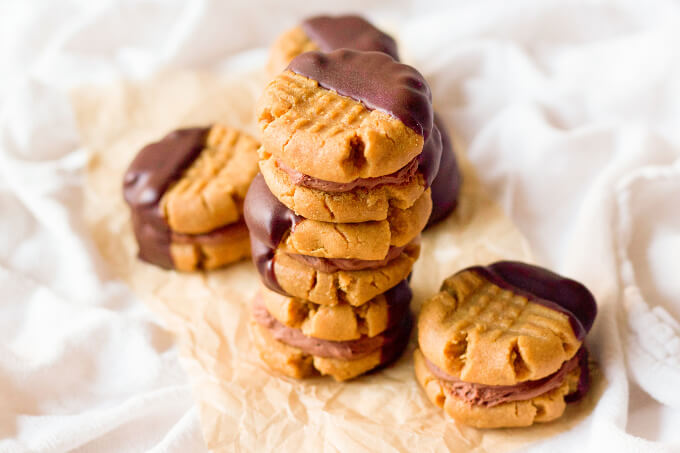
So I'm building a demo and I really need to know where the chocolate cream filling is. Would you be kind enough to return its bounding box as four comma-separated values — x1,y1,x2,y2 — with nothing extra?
252,295,413,360
287,243,407,273
275,123,442,191
426,348,589,407
171,220,248,245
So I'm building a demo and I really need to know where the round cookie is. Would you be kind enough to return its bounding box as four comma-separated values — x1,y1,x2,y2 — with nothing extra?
257,49,433,183
254,240,420,307
258,151,424,223
266,15,399,78
244,172,431,260
415,261,597,428
250,308,412,381
258,120,441,223
414,349,583,428
260,279,412,341
426,114,462,227
123,125,260,270
418,262,596,386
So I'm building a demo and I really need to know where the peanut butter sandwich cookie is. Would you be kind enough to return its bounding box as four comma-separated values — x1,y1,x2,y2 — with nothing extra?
266,16,462,225
415,261,597,428
250,280,413,381
258,49,433,184
123,125,259,271
266,14,399,78
244,173,424,305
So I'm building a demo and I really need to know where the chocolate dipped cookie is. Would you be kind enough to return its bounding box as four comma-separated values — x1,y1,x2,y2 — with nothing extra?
123,125,259,271
257,49,433,183
415,261,597,428
266,14,399,78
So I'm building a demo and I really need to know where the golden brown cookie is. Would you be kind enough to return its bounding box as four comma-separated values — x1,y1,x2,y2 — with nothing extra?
257,50,433,183
413,349,582,428
123,125,259,270
260,279,411,341
245,172,431,261
266,26,318,79
281,189,430,260
418,267,583,386
265,15,399,79
169,221,251,271
258,151,426,222
161,125,260,234
249,310,411,381
414,261,597,428
258,241,420,307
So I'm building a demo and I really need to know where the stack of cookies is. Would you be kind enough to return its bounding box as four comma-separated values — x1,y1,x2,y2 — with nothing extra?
245,48,440,381
123,124,259,271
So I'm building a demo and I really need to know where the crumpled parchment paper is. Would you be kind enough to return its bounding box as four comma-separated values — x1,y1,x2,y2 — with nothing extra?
73,69,602,452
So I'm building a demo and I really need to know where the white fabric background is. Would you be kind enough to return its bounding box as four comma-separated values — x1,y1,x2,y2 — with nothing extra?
1,0,679,451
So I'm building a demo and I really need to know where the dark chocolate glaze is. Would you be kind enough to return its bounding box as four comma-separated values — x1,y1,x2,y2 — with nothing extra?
253,298,413,360
565,347,590,403
244,173,302,293
123,127,209,269
302,15,399,61
426,114,462,227
287,49,433,138
383,279,412,332
468,261,597,340
419,121,442,187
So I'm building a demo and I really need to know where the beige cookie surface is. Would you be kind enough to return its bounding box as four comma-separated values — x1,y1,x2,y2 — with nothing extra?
260,283,406,341
265,26,318,79
161,124,260,234
170,222,251,272
418,269,581,386
257,70,424,183
414,349,580,428
273,242,420,306
259,152,426,222
280,189,430,260
250,319,386,381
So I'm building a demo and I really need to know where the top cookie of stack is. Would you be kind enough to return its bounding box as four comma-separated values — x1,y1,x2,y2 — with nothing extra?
257,48,441,223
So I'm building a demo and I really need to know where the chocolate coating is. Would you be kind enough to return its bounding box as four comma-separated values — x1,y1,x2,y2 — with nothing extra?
302,15,399,61
418,121,443,187
123,127,209,268
469,261,597,340
244,173,302,293
287,49,433,138
427,114,461,227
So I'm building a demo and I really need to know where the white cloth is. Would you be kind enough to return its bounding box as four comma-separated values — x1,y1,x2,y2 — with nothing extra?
1,0,679,451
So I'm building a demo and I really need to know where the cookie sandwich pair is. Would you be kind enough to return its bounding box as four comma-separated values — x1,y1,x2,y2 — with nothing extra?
123,125,259,271
415,261,597,428
267,14,462,226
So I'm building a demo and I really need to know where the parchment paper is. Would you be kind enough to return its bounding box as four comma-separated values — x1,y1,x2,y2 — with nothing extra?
73,69,602,452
